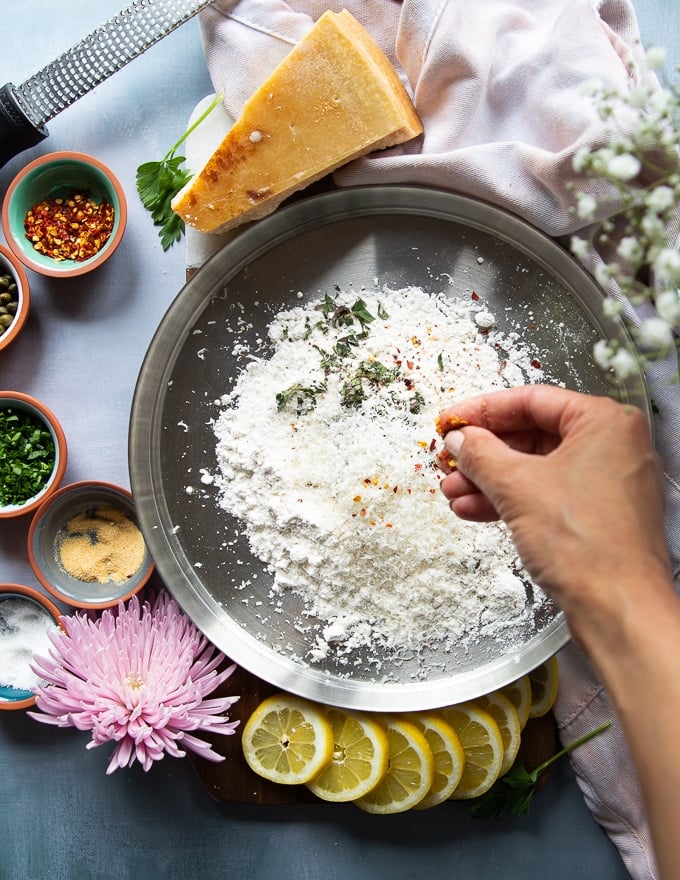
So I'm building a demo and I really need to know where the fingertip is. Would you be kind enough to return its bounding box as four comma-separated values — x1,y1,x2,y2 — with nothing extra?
449,493,500,522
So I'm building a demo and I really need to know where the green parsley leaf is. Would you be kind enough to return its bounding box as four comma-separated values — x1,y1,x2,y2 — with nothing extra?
136,95,221,251
469,720,611,820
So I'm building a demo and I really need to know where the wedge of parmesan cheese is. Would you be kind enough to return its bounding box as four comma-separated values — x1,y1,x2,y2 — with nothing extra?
171,9,423,235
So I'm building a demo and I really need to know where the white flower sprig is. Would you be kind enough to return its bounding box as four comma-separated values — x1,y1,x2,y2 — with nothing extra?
569,48,680,380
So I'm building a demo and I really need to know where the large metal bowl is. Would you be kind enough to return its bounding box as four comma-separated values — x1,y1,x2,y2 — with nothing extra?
129,186,649,711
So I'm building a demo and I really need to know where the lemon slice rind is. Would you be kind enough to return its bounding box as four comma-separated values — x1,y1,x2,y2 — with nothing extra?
528,656,560,718
475,691,522,776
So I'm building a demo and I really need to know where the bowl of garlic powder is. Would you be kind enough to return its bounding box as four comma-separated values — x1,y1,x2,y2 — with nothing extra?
27,481,154,609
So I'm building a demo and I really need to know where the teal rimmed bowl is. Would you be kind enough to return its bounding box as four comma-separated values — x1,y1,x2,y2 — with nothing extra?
1,151,127,278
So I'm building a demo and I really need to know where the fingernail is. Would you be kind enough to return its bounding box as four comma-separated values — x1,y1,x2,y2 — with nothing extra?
444,430,465,457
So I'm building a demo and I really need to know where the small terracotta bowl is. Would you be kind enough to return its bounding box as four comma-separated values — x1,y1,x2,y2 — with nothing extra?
1,151,127,278
0,583,63,711
0,391,68,518
28,480,155,610
0,244,30,353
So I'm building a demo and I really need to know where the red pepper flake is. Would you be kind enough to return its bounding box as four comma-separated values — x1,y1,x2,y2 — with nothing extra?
24,189,115,263
471,291,480,301
359,508,366,517
429,438,437,452
531,358,542,369
414,463,423,472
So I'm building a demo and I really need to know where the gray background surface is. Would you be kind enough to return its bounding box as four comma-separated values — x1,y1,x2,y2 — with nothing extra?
1,2,678,878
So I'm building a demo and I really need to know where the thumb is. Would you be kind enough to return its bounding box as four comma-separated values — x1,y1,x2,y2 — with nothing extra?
444,426,523,508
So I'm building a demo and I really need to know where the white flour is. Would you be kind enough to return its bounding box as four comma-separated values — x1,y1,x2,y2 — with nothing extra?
211,286,547,665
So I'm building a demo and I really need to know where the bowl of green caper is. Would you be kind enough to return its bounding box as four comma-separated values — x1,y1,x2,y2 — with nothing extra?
0,244,30,353
0,391,68,518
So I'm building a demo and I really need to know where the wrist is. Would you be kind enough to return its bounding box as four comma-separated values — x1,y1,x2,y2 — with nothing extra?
564,567,679,692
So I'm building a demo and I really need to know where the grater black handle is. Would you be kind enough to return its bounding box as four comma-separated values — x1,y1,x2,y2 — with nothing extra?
0,83,48,169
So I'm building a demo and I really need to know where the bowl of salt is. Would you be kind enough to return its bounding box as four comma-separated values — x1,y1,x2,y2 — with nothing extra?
0,584,62,710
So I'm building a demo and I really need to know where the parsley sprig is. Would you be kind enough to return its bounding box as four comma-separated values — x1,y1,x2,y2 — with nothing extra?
136,95,221,251
470,720,611,820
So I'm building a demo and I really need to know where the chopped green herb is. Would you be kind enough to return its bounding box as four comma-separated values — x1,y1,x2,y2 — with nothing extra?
341,375,366,408
335,331,370,357
0,407,56,506
377,303,389,320
356,360,399,385
437,352,445,371
348,297,375,327
275,383,327,416
318,293,337,320
313,346,341,373
469,720,611,820
409,391,426,414
340,360,399,408
136,94,221,251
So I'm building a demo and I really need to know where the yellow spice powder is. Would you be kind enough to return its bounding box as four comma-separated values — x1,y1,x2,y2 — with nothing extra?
57,506,146,584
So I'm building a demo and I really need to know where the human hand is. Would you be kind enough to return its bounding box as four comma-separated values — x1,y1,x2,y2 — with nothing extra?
438,385,671,634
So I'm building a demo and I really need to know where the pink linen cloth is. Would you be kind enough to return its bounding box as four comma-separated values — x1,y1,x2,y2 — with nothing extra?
197,3,680,877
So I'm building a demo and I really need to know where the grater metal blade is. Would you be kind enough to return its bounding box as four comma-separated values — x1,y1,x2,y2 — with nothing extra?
0,0,217,167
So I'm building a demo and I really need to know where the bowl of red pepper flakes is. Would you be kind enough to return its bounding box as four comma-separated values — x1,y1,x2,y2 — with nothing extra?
1,151,127,278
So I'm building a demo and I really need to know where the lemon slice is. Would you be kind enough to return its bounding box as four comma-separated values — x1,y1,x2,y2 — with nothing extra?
354,716,434,814
241,693,333,785
528,656,560,718
500,674,532,730
475,691,522,776
306,708,389,802
407,711,466,809
440,701,504,799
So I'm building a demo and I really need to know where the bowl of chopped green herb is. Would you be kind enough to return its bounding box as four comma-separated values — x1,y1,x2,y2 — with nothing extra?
1,151,127,279
0,244,30,353
0,391,68,518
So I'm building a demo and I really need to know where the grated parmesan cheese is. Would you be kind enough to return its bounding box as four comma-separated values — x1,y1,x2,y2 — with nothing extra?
212,286,547,666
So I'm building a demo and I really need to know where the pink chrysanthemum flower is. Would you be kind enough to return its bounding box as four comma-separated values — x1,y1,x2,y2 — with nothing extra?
28,591,240,774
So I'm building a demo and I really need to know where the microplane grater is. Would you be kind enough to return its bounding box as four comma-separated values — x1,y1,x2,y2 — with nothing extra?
0,0,217,167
